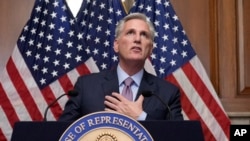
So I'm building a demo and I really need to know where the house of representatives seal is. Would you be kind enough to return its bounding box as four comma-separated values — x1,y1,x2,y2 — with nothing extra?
59,111,153,141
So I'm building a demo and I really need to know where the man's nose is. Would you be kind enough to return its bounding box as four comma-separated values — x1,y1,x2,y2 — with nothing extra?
134,33,141,43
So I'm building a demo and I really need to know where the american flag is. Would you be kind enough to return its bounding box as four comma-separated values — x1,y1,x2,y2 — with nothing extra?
0,0,231,140
129,0,230,141
0,0,126,140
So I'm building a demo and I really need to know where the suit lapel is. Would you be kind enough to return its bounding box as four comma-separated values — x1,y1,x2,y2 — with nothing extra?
136,71,157,99
134,71,158,111
101,69,120,96
101,69,157,103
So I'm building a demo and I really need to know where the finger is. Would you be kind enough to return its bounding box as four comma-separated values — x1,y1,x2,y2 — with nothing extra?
136,95,144,104
104,109,120,115
104,107,114,111
105,95,120,104
112,92,127,102
104,100,118,110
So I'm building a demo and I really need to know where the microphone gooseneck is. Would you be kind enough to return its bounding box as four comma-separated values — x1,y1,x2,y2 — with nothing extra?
67,90,79,97
43,90,78,121
141,91,172,120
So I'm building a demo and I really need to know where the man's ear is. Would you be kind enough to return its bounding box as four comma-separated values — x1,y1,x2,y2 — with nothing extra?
113,39,119,53
148,44,153,56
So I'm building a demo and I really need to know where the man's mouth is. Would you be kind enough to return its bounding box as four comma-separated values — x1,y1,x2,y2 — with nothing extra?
131,46,142,52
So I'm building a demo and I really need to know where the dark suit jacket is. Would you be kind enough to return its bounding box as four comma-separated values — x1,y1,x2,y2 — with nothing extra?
59,69,183,121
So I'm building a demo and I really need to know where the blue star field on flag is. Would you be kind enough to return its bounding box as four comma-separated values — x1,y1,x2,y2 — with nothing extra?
129,0,196,78
17,0,126,89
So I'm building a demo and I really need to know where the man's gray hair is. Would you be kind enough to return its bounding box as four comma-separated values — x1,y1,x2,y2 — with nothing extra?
115,13,155,41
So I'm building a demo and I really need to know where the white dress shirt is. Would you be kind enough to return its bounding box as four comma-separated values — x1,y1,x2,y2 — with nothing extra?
117,64,147,120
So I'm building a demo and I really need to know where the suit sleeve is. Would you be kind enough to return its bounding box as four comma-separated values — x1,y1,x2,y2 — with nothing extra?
58,77,83,122
144,79,183,121
168,88,183,120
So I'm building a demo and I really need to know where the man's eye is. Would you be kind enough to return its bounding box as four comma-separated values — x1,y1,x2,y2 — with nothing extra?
141,32,149,38
141,33,146,37
127,31,134,35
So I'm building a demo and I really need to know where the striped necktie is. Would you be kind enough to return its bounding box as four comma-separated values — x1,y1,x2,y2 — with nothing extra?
121,77,134,101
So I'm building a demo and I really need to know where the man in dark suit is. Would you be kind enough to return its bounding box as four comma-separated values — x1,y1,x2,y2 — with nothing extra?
59,13,183,121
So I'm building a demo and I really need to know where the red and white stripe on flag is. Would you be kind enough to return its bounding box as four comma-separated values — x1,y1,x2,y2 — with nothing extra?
0,46,99,140
144,55,231,141
166,56,230,141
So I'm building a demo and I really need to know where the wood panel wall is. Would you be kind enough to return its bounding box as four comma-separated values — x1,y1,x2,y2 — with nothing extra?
218,0,250,113
0,0,249,119
170,0,250,118
0,0,34,71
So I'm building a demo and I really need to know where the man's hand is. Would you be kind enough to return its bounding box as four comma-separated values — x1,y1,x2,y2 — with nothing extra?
104,92,144,120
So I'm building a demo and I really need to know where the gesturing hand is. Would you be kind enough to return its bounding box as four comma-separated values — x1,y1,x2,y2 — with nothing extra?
104,92,144,120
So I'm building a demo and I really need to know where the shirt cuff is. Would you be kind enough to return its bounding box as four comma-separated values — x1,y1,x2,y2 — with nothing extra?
137,111,147,121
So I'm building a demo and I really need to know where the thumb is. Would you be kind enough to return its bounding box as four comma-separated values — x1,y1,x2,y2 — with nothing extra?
136,95,144,104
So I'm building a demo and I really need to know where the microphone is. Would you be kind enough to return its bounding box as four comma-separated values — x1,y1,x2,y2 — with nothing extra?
43,90,78,121
142,91,172,120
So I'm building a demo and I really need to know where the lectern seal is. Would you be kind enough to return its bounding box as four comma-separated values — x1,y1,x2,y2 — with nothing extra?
59,111,153,141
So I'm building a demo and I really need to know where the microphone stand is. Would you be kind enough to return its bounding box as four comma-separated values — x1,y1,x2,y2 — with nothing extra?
142,91,172,120
43,94,67,121
43,90,78,121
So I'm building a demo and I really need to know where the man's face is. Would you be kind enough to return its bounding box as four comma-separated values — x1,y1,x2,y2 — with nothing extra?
114,19,153,64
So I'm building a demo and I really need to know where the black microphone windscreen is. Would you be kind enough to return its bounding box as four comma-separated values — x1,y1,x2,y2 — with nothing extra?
141,91,153,97
67,90,78,97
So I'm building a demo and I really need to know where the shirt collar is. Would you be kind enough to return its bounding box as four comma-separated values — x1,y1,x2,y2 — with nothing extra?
117,64,144,86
